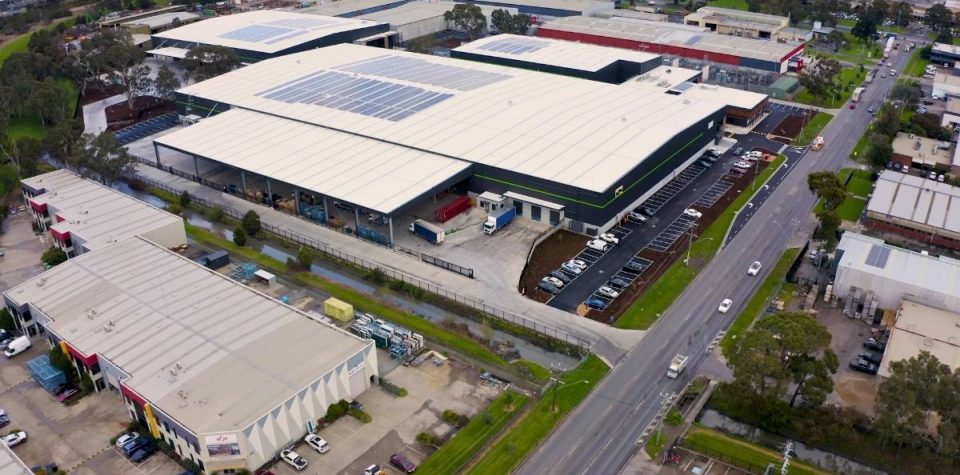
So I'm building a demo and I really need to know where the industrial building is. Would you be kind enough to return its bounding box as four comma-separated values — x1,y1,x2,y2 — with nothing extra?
879,300,960,377
834,232,960,313
932,69,960,100
465,0,608,18
537,16,805,73
358,2,514,43
122,11,201,50
2,237,378,474
156,43,727,241
864,170,960,250
931,42,960,68
683,7,789,40
890,132,956,173
0,445,32,475
149,10,389,63
98,5,191,28
298,0,411,18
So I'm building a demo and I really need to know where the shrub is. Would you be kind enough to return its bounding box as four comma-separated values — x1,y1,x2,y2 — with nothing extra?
167,203,182,216
297,247,313,270
206,206,225,223
178,190,191,208
242,210,261,236
348,408,372,423
416,431,439,446
664,408,683,426
41,247,67,267
325,400,350,422
80,373,93,393
233,226,246,247
364,268,387,284
0,308,14,333
441,410,470,427
48,346,71,373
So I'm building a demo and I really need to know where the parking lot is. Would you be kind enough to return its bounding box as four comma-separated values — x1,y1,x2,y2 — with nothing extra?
0,211,48,292
264,352,500,475
819,303,882,415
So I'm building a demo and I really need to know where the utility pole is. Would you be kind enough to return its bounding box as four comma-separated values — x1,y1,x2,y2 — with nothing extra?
654,391,674,445
781,440,794,475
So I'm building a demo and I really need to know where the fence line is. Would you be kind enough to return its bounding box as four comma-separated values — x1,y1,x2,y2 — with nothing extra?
134,175,592,350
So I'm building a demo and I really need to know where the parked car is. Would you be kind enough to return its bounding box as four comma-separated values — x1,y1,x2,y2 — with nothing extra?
586,239,610,252
304,434,330,454
623,260,647,273
537,280,561,295
864,338,886,352
585,298,608,310
917,106,928,113
607,277,630,289
733,161,752,170
890,68,896,75
747,261,762,276
597,286,620,299
731,146,744,156
280,449,308,471
627,211,648,222
867,106,876,114
55,387,78,403
548,270,572,284
599,233,620,245
849,358,878,374
939,174,946,182
333,201,353,211
115,432,140,449
747,150,763,159
131,444,156,463
729,167,747,176
718,298,733,313
0,335,15,352
542,276,565,288
561,261,583,274
705,148,721,157
0,410,10,429
858,351,882,365
2,431,26,447
697,159,713,168
390,453,417,473
930,170,938,180
702,154,718,163
683,208,703,219
639,207,656,217
122,438,150,457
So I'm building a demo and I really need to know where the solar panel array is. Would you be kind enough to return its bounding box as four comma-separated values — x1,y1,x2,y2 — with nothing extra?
476,37,550,55
865,245,891,269
340,55,510,91
264,17,343,29
218,25,308,45
257,71,453,121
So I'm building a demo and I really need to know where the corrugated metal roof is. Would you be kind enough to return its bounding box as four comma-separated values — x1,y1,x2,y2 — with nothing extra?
868,170,960,234
880,300,960,377
4,237,369,435
453,33,659,73
175,43,724,194
122,11,200,29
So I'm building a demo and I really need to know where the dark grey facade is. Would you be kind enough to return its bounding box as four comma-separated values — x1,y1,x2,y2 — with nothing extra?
450,50,659,84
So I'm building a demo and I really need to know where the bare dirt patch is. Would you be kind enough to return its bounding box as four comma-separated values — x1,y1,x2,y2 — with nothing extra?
519,229,591,303
770,110,814,139
105,95,174,131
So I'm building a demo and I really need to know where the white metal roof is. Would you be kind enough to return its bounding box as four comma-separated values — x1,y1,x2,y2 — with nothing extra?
122,11,200,29
4,237,369,434
155,109,470,214
933,41,960,56
358,1,450,25
880,300,960,377
628,65,702,89
148,46,191,59
0,445,31,475
22,170,184,252
539,16,800,63
474,0,608,13
297,0,406,18
175,43,724,193
152,10,384,54
453,34,659,73
868,170,960,234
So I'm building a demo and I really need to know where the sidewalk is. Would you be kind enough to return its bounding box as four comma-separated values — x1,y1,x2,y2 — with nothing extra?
81,93,126,134
767,98,843,115
130,162,645,363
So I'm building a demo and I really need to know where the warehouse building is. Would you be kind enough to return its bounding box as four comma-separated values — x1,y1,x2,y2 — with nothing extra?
537,16,805,73
834,232,960,313
890,132,956,173
931,42,960,68
466,0,609,18
156,44,726,241
2,237,378,473
879,300,960,378
298,0,411,18
358,2,514,43
98,5,190,28
595,8,668,22
0,445,32,475
683,6,788,40
932,70,960,100
864,170,960,250
149,10,389,63
451,34,661,83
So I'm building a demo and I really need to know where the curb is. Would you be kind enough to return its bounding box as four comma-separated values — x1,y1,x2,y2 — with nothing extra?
718,156,790,252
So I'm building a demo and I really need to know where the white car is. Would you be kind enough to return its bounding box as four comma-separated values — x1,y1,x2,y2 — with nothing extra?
599,233,620,245
2,431,26,447
597,286,620,298
304,433,330,454
281,449,308,471
115,432,140,448
747,150,763,159
748,261,762,276
890,68,896,75
718,299,733,313
887,61,893,67
542,276,565,288
733,161,752,170
586,239,610,252
561,261,583,274
627,211,648,222
683,208,703,219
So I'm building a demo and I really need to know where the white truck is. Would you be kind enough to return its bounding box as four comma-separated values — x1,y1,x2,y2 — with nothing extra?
666,354,688,379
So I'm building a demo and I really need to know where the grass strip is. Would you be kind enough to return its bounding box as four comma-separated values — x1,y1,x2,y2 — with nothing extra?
466,355,609,475
720,248,800,354
794,112,833,146
616,155,787,329
418,391,530,475
904,48,929,77
684,425,829,475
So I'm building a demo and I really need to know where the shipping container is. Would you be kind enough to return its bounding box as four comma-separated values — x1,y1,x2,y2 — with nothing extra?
324,297,354,322
435,196,471,223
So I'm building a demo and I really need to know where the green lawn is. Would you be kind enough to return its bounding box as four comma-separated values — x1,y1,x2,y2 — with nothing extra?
720,248,799,355
7,79,78,140
837,196,866,221
510,359,551,383
795,67,868,108
705,0,748,9
616,155,787,329
850,129,871,161
904,48,929,77
845,170,873,197
418,391,530,475
645,431,667,458
466,356,609,475
0,16,76,66
684,426,829,475
794,112,833,146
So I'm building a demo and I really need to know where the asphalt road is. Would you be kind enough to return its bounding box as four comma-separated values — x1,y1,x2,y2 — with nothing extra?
516,34,917,475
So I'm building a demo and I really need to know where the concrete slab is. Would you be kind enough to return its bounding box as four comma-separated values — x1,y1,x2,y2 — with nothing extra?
82,94,127,135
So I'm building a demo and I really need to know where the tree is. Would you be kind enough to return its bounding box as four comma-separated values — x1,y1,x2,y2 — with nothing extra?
798,58,841,103
44,118,84,170
890,83,922,108
101,29,150,110
926,4,953,33
889,1,912,26
866,134,893,170
0,308,15,333
297,247,313,270
876,352,953,450
911,112,944,138
869,0,890,22
443,4,486,40
490,9,531,34
825,29,846,51
937,30,955,45
851,17,878,42
233,226,246,246
875,103,900,137
154,64,181,101
0,135,43,179
179,190,191,209
34,77,69,126
48,346,71,373
788,349,838,407
404,35,436,55
814,209,841,246
78,132,137,186
181,45,241,82
807,171,846,210
41,247,68,267
242,210,261,236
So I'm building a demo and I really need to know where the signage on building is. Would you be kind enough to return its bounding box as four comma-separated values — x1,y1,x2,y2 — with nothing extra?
205,433,241,458
347,361,365,376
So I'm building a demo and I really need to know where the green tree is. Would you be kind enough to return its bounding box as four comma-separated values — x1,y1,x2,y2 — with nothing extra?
798,58,841,103
102,29,150,110
80,372,93,393
825,29,846,51
154,64,181,101
490,9,531,34
866,134,893,170
443,4,487,40
807,171,846,210
181,45,241,82
34,77,68,126
926,3,953,34
0,308,15,333
44,119,84,171
233,226,247,247
875,103,901,137
889,1,912,26
851,17,878,42
876,352,952,450
241,210,261,236
178,190,191,209
297,247,313,270
814,209,841,247
404,35,436,55
48,346,71,373
78,132,137,186
41,247,68,267
890,83,922,109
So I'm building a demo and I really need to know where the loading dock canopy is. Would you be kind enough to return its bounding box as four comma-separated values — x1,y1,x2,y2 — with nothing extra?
154,109,471,215
147,46,191,59
504,191,564,210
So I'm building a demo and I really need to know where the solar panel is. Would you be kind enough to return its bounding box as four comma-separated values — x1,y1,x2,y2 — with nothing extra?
865,245,891,268
257,71,453,121
218,25,296,43
477,37,550,55
339,55,510,91
265,18,342,30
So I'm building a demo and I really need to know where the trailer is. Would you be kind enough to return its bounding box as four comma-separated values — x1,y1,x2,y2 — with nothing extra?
435,196,471,223
483,207,517,235
409,219,445,244
666,354,688,379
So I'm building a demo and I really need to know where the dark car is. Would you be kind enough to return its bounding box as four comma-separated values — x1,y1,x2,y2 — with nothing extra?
863,338,886,352
731,146,744,156
623,260,647,273
390,453,417,473
585,298,608,311
697,160,713,168
130,443,156,463
349,400,364,412
607,277,630,289
254,470,274,475
849,358,878,374
122,438,150,457
639,207,656,217
0,412,9,429
538,281,560,295
702,154,719,163
0,334,14,351
858,351,882,365
548,270,572,285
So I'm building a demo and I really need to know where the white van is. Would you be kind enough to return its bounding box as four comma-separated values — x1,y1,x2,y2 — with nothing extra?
4,336,30,358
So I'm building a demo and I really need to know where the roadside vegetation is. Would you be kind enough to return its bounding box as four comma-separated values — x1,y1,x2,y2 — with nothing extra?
720,248,800,354
616,155,787,329
793,112,833,146
466,355,608,475
683,426,828,475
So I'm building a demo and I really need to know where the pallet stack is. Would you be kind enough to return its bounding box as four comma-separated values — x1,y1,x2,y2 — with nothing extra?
349,313,425,360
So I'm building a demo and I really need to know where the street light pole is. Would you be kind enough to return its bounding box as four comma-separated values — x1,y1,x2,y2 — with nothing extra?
685,227,714,266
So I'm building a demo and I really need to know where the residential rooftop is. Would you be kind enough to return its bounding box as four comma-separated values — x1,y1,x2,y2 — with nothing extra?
881,300,960,377
452,34,660,73
867,170,960,233
151,10,384,54
4,237,370,434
